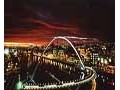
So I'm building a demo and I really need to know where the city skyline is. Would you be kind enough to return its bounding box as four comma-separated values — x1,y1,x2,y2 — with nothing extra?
4,37,115,90
4,0,115,90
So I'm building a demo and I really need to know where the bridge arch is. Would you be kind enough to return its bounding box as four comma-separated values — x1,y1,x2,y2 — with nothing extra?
32,36,85,79
43,36,85,69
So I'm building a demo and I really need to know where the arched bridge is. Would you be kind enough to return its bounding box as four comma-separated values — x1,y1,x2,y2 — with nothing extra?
24,36,97,90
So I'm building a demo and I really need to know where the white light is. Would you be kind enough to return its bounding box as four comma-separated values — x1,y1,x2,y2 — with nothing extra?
109,58,112,62
113,82,115,86
4,48,9,55
104,59,108,64
101,58,104,63
24,85,39,89
101,75,103,78
14,51,17,56
103,79,105,82
98,58,100,61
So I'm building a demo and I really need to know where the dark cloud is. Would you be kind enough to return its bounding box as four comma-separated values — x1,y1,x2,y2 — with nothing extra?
4,0,115,44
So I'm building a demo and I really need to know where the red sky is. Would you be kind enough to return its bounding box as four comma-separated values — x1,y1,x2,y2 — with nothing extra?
5,0,115,45
5,18,87,45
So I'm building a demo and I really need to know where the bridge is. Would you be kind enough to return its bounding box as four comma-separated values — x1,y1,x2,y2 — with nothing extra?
23,36,97,90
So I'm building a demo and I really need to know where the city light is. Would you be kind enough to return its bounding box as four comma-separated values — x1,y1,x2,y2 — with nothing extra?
4,36,115,90
104,59,108,64
109,58,112,63
16,81,23,90
4,48,9,55
101,58,104,63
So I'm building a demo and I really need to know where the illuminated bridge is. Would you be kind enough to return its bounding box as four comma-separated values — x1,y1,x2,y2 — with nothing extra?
23,36,97,90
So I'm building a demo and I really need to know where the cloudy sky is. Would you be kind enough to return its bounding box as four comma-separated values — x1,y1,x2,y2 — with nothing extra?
4,0,115,44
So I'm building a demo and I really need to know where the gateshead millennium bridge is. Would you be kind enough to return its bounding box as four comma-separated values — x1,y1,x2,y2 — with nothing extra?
23,36,97,90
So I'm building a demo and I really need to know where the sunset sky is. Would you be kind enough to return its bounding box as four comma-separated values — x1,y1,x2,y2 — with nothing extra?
4,0,115,44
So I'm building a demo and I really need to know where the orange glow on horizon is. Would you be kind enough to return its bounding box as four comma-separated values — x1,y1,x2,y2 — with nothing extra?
4,42,48,47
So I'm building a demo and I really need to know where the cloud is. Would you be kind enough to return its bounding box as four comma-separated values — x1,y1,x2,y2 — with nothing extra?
4,0,115,43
